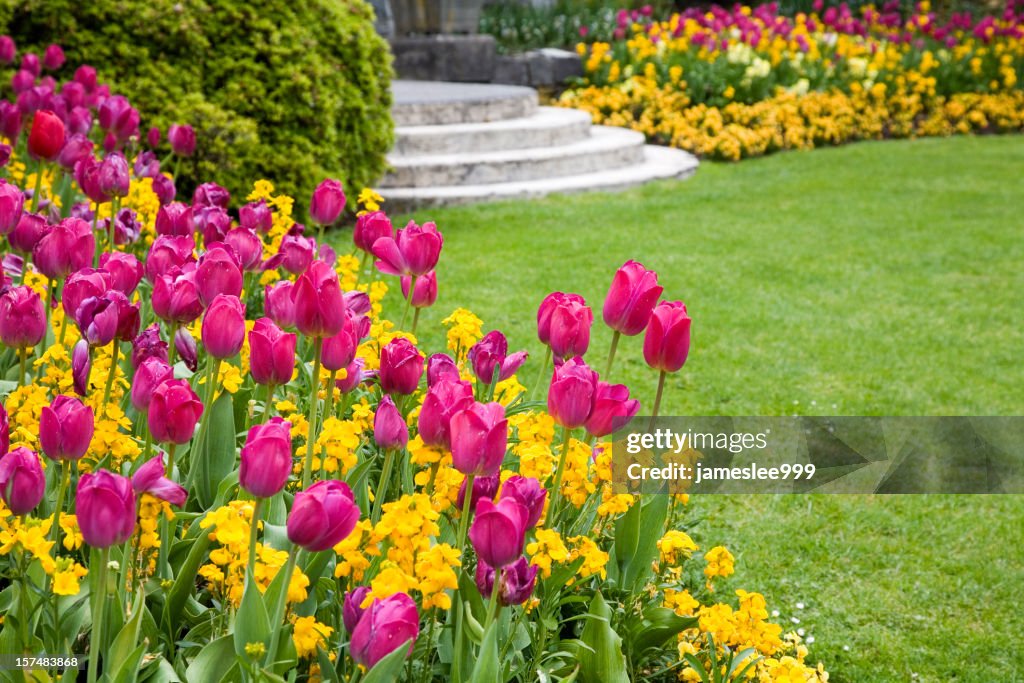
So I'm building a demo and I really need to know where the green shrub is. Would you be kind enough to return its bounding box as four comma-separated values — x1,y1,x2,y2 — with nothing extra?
0,0,394,211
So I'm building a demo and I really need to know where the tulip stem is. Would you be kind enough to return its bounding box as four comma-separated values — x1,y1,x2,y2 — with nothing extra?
411,307,421,336
107,197,120,251
548,427,573,524
248,498,263,575
166,443,177,477
648,370,667,432
484,567,502,631
604,330,621,379
100,342,120,419
47,459,71,652
532,347,552,397
455,474,476,559
371,448,396,524
399,276,416,330
38,278,54,370
264,545,298,669
87,546,110,683
302,338,324,488
91,210,101,269
17,347,27,389
30,160,44,213
319,371,337,480
263,383,275,420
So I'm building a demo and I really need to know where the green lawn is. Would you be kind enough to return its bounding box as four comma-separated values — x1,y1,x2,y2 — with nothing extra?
358,136,1024,682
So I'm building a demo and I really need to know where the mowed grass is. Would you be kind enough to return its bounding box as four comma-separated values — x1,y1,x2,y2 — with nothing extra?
350,136,1024,682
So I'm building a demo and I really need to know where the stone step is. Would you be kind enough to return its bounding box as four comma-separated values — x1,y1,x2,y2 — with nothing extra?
393,106,593,156
381,126,646,189
392,80,537,126
382,145,699,211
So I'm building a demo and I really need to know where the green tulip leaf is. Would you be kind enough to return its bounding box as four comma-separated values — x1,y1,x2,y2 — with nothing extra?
162,521,211,633
362,639,413,683
233,571,271,658
185,634,236,683
197,391,236,507
578,592,630,683
108,591,145,673
469,619,501,683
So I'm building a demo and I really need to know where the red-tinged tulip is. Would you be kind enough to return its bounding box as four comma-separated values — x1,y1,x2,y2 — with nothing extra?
499,475,547,529
8,212,47,254
131,357,174,412
74,155,109,204
457,472,499,511
291,260,345,338
72,339,90,396
174,327,198,372
239,200,272,234
469,497,528,568
585,382,640,437
0,447,45,514
372,220,443,277
148,379,203,445
132,454,187,506
155,201,194,237
342,586,371,634
264,280,296,329
321,312,369,372
75,469,135,548
449,401,507,477
132,325,168,368
604,260,662,336
98,152,130,198
97,95,139,143
379,338,424,395
32,217,94,280
0,180,24,235
27,109,64,161
418,377,474,448
277,232,315,275
224,227,263,271
548,296,592,360
167,124,195,157
0,285,45,348
353,210,393,253
286,479,360,551
643,301,692,373
0,404,9,458
350,593,419,669
547,357,598,429
145,235,195,282
152,174,175,205
400,270,438,309
336,357,370,394
146,125,161,148
193,182,230,209
62,268,110,322
537,292,585,346
343,290,371,316
201,294,245,359
57,133,93,171
39,395,94,461
249,318,296,387
374,395,409,450
426,353,460,387
476,556,538,606
0,36,14,64
196,244,242,307
99,252,143,295
43,44,65,71
240,417,293,498
468,330,528,386
309,178,346,226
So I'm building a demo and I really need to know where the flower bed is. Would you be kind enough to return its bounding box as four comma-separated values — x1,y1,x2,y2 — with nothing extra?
559,1,1024,159
0,37,829,683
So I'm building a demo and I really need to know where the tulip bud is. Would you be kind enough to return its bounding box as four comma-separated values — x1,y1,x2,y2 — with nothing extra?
240,417,293,498
131,356,174,412
239,200,272,234
98,152,130,198
99,252,143,295
353,211,393,254
264,280,296,329
0,180,26,236
0,285,46,348
155,202,194,237
291,260,345,338
321,312,369,372
379,338,424,395
75,470,136,548
373,220,443,277
146,126,161,149
72,339,90,396
426,353,460,387
27,109,64,161
39,395,94,461
469,498,528,568
468,330,528,386
499,475,547,529
456,472,499,512
374,396,408,450
342,586,371,634
286,479,360,552
33,217,94,280
449,402,507,477
585,382,640,437
132,454,187,506
350,593,419,669
418,378,473,448
0,447,45,514
174,327,198,371
193,182,230,209
547,357,598,429
201,294,246,359
43,44,65,71
167,124,196,156
400,270,438,309
309,178,346,226
249,318,296,387
196,244,243,307
643,301,692,373
603,260,663,336
476,556,538,606
148,379,203,445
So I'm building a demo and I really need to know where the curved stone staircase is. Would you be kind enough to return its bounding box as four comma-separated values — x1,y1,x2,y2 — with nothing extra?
382,81,699,211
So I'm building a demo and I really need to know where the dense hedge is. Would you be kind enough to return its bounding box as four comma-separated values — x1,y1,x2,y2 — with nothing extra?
1,0,394,210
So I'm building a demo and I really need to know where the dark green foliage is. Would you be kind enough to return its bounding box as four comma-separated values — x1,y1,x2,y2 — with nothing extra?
1,0,394,209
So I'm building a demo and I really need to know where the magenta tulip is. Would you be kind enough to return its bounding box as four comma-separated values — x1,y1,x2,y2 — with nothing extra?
167,124,196,157
0,180,24,235
193,182,230,209
310,178,346,226
155,201,194,237
74,155,109,204
353,210,392,254
56,133,93,171
418,377,474,448
456,472,499,512
499,475,547,529
0,404,8,457
344,290,371,316
537,292,585,346
32,217,94,280
196,243,243,306
132,455,187,506
131,357,174,412
8,212,47,253
174,328,198,372
547,357,598,429
75,469,135,548
146,126,161,149
449,401,507,477
43,44,65,70
239,200,272,234
291,260,345,337
0,285,46,348
426,353,460,387
286,479,360,551
132,325,169,368
343,586,371,634
469,497,528,568
97,96,139,143
0,36,14,64
72,339,90,396
378,338,424,395
145,235,195,282
27,109,64,161
468,330,527,385
373,395,409,451
585,382,640,437
476,556,538,606
62,268,110,322
75,290,139,346
39,395,94,461
603,260,663,336
152,268,202,324
400,270,438,308
0,447,45,514
372,220,443,277
277,232,315,275
336,357,370,394
195,206,231,245
548,296,592,360
240,417,293,498
98,152,130,198
249,318,296,387
321,312,369,372
643,301,692,373
224,227,263,271
152,174,176,205
201,294,246,359
99,252,144,295
264,280,296,329
148,379,204,445
350,593,419,669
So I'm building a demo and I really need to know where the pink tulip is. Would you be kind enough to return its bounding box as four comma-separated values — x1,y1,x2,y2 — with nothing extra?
74,155,109,204
277,232,315,275
39,395,94,461
62,268,110,322
309,178,346,226
400,270,438,308
286,479,360,551
336,357,370,394
0,36,14,65
145,235,195,282
342,586,371,634
643,301,691,373
146,126,161,148
148,379,204,445
155,202,194,237
98,152,130,198
378,338,424,395
174,328,198,372
0,447,45,515
196,243,243,306
603,260,663,336
195,206,231,245
248,318,296,387
350,593,419,669
457,472,499,512
167,124,196,157
353,210,392,253
72,339,90,396
56,133,94,171
0,285,46,348
449,402,507,477
418,378,474,448
32,217,94,280
132,325,169,368
469,497,528,568
75,290,139,346
374,395,408,450
426,353,460,387
343,290,371,315
132,455,187,506
321,312,369,372
8,212,47,253
201,294,246,359
192,182,230,209
43,44,65,71
99,252,143,295
585,382,640,437
0,404,8,457
547,357,598,429
152,174,176,205
548,296,592,359
240,417,293,498
224,227,263,271
468,330,527,385
537,292,586,346
131,357,174,412
264,280,296,329
476,556,538,606
291,260,345,338
97,96,139,143
0,179,25,235
152,268,203,324
239,200,272,234
499,475,547,529
372,220,443,277
75,469,135,548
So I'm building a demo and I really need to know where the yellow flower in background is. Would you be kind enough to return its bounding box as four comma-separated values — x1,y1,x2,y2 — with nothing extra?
704,545,736,590
414,543,461,610
527,527,570,578
658,530,699,565
292,616,333,659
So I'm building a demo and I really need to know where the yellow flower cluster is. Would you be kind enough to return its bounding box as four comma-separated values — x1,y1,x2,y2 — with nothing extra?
292,616,334,659
703,545,736,591
441,308,484,360
659,530,699,565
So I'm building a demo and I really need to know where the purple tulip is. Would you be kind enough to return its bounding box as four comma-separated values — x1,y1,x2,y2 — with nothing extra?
56,133,93,171
603,260,663,336
286,480,360,551
192,182,230,209
468,330,528,386
33,217,94,280
224,227,263,271
62,268,110,322
264,280,296,329
240,417,293,498
0,285,46,348
0,101,22,141
499,475,547,529
469,497,528,568
133,150,161,179
73,65,97,91
39,395,94,461
372,220,443,277
343,290,371,316
547,357,598,429
336,357,370,394
167,124,195,157
97,96,139,143
353,211,392,254
98,152,130,198
74,155,109,204
155,202,194,237
11,70,34,95
585,382,640,437
342,586,371,633
99,252,143,295
132,455,187,506
152,174,176,205
291,260,345,338
132,325,169,368
0,447,45,514
145,235,195,283
148,379,204,445
131,357,174,412
72,339,90,396
456,472,499,511
249,318,296,387
174,327,198,372
201,294,246,359
196,243,242,306
66,106,91,136
0,36,14,64
0,143,10,168
75,290,139,346
379,338,424,395
75,470,136,548
239,200,272,234
350,593,419,669
0,180,25,235
418,378,474,448
400,270,438,309
476,556,538,606
321,312,369,372
8,213,48,254
374,396,408,450
537,292,586,346
20,52,40,76
309,178,346,226
449,401,507,477
643,301,692,373
426,353,460,387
